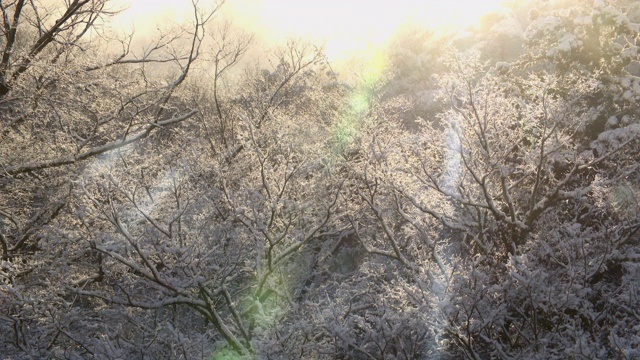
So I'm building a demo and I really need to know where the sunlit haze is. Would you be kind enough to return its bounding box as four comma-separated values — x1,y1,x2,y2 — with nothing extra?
113,0,507,62
225,0,507,62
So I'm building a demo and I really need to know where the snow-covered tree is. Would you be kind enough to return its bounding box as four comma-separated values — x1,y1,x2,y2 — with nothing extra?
2,0,638,359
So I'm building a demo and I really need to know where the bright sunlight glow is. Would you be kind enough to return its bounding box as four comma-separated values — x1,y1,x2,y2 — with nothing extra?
113,0,507,50
217,0,506,62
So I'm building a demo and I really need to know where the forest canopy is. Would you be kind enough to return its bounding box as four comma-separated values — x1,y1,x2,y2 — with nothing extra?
1,0,639,359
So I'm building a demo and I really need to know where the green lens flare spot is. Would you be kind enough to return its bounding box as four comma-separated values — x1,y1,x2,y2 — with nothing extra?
350,91,371,115
211,347,253,360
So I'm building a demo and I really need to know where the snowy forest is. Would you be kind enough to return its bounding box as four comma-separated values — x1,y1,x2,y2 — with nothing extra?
1,0,639,358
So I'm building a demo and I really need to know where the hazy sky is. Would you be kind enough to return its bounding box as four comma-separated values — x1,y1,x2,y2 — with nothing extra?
111,0,506,62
